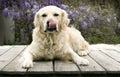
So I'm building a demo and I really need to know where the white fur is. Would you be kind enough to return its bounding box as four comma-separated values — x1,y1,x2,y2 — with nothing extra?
21,6,89,69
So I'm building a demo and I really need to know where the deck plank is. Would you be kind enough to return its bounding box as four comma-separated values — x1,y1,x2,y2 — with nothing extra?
2,46,27,73
89,50,120,72
78,55,105,73
28,61,53,74
0,45,26,70
99,49,120,62
0,44,120,75
54,61,80,73
0,46,13,56
115,44,120,53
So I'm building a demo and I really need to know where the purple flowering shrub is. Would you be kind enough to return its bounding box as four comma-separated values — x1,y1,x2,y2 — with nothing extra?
62,2,119,43
0,0,120,44
0,0,62,44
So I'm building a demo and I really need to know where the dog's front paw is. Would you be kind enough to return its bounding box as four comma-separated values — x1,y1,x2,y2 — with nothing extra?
22,59,33,69
76,58,89,66
78,51,88,56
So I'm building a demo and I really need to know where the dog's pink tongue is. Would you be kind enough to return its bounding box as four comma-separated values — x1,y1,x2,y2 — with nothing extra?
48,19,56,28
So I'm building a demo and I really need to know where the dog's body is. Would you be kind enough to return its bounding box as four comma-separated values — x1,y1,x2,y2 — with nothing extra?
22,6,89,68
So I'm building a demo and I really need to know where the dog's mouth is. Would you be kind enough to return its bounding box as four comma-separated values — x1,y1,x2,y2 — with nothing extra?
45,19,57,33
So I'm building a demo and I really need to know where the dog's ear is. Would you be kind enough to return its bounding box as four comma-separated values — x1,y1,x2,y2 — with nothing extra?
61,10,70,28
33,12,40,28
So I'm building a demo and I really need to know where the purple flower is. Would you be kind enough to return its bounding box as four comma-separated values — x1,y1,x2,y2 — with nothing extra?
18,0,24,4
8,11,14,18
61,4,68,10
49,0,55,5
15,12,20,19
27,13,33,21
30,0,35,5
19,11,24,16
33,5,39,9
18,0,24,10
89,17,94,23
2,8,9,17
92,12,99,18
31,4,40,14
69,11,75,17
80,21,88,30
25,1,31,9
80,6,86,12
75,10,80,15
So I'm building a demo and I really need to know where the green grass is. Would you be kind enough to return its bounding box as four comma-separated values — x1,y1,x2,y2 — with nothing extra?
86,36,120,44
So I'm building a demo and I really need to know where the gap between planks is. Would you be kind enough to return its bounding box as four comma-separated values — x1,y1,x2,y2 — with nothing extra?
1,44,120,74
88,50,120,72
0,45,26,71
0,46,14,56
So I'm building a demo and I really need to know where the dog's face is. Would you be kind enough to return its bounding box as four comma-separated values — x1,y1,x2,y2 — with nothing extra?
34,6,70,33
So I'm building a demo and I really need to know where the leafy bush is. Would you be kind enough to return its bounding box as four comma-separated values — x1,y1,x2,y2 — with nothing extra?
0,0,120,44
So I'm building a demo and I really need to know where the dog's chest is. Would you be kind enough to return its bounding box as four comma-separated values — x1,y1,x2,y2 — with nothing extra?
44,40,59,52
42,37,64,57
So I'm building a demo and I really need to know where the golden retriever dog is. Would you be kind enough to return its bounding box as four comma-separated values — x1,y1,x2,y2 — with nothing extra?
22,6,89,69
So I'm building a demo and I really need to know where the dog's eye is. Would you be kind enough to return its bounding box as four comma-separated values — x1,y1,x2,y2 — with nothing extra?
54,13,59,17
42,14,47,17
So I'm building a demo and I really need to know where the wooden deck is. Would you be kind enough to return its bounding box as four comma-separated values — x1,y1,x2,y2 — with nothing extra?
0,44,120,77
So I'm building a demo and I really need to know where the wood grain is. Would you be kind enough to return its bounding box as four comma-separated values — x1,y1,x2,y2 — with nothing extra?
28,61,53,74
78,55,105,73
54,61,80,73
0,45,26,70
2,46,27,72
89,50,120,72
100,49,120,62
0,44,120,75
0,45,12,56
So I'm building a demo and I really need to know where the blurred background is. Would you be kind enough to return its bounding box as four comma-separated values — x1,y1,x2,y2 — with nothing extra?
0,0,120,45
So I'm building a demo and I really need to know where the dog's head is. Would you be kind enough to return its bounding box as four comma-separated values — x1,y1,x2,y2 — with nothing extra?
34,6,70,33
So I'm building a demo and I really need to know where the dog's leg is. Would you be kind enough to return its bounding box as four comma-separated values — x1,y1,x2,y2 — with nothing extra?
76,41,89,56
77,49,89,56
67,48,89,65
22,47,33,69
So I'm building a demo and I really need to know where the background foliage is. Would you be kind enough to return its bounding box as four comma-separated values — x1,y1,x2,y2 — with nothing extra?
0,0,120,44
